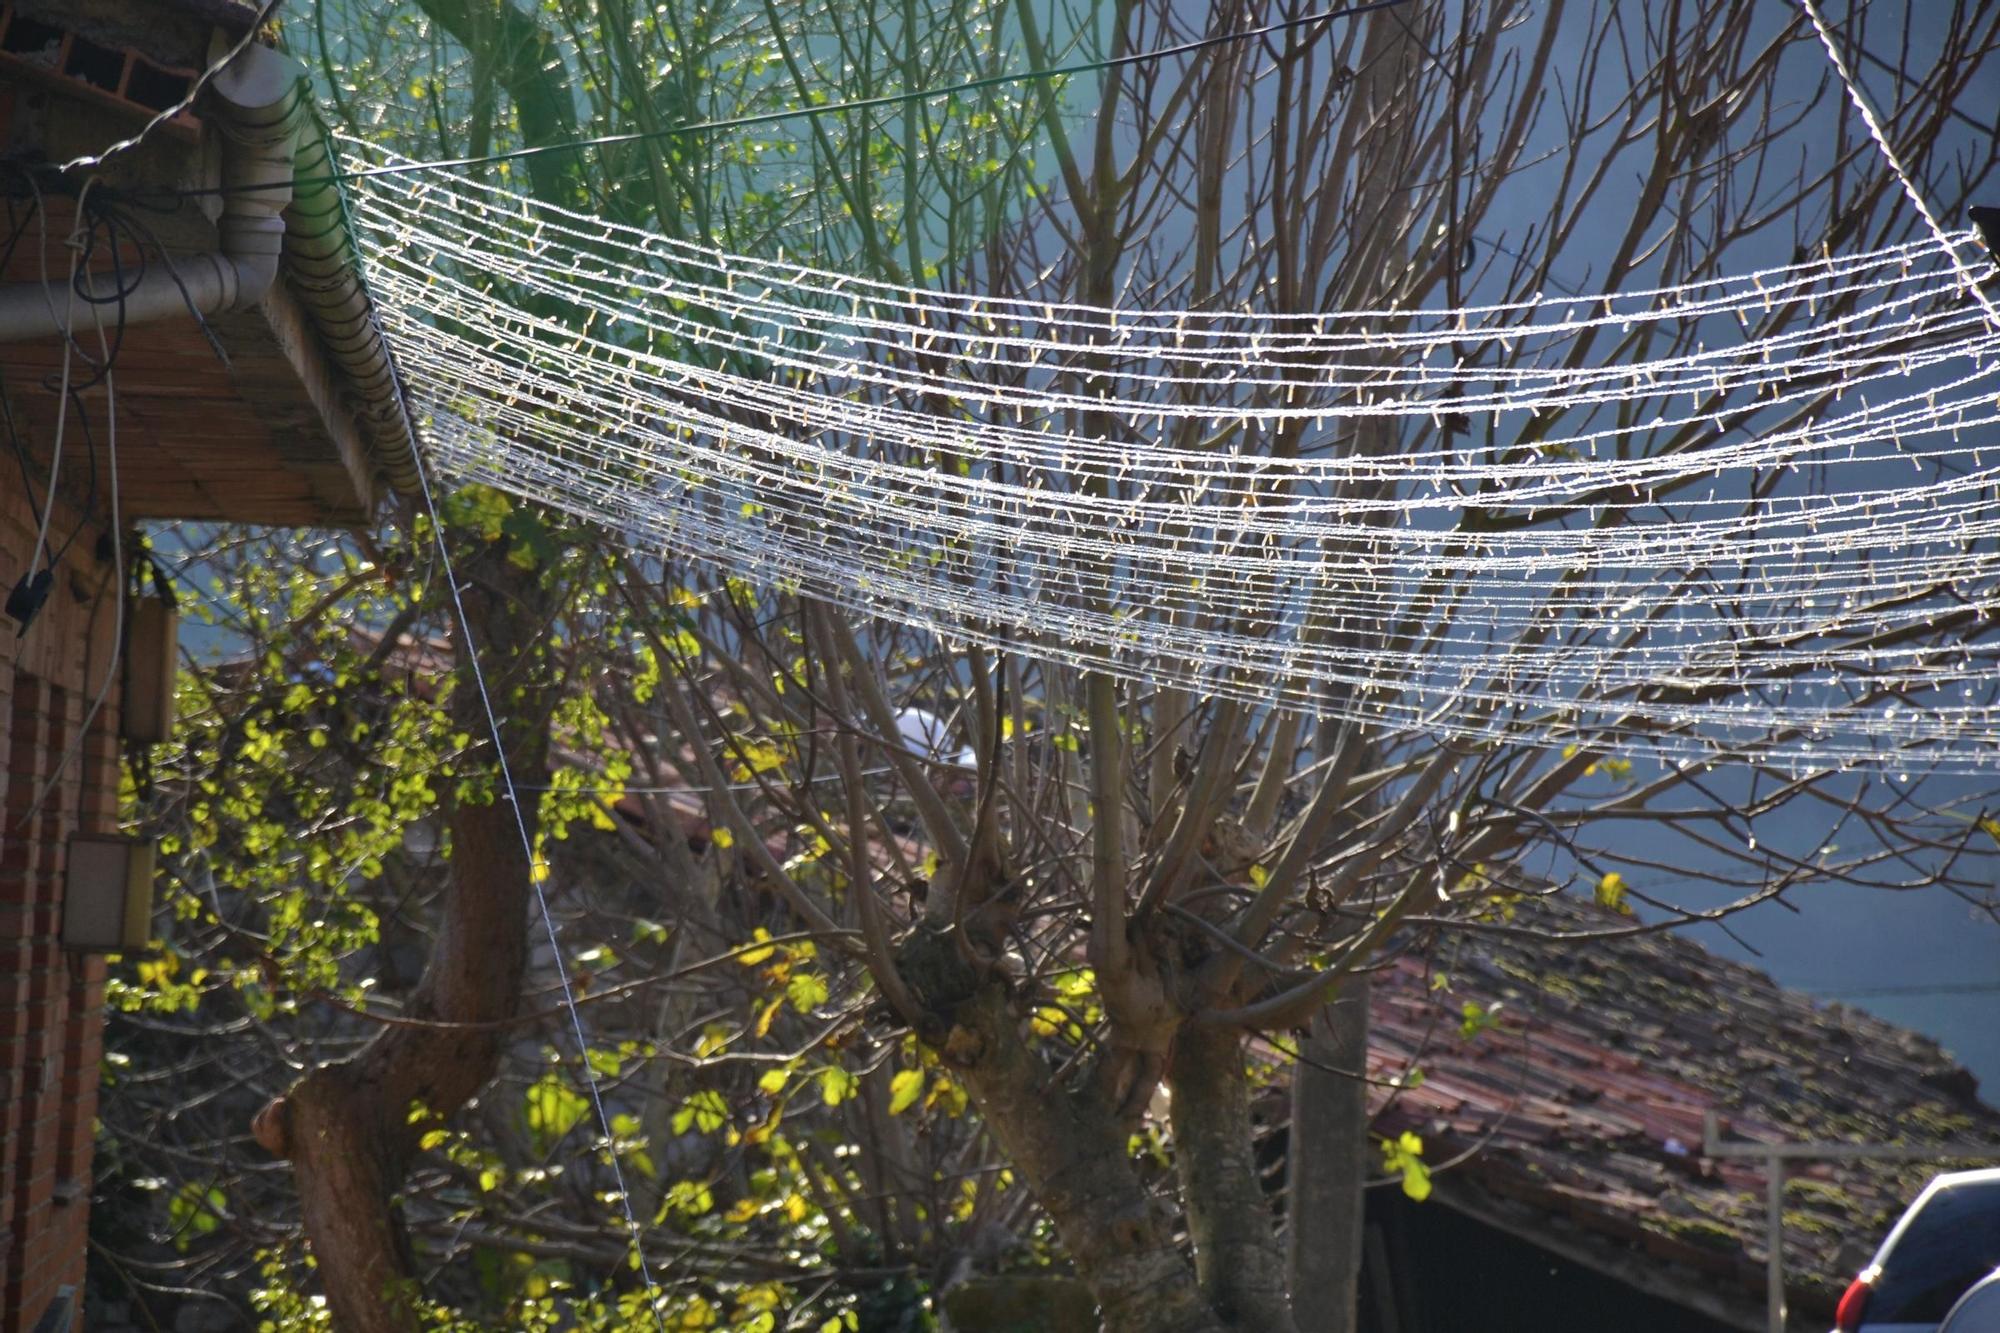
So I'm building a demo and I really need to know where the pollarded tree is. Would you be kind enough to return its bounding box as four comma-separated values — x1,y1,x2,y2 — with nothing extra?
594,2,2000,1331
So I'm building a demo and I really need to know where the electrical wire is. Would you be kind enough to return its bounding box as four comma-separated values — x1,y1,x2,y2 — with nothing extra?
1,369,45,530
93,0,1406,200
10,179,93,644
330,166,675,1325
14,182,126,829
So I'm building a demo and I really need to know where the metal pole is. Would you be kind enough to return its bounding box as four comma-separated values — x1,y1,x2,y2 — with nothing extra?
1767,1153,1787,1333
1695,1111,1996,1333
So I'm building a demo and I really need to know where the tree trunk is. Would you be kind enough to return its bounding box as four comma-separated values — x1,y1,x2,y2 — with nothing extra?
410,0,582,208
256,544,554,1333
1170,1023,1300,1333
1285,977,1371,1333
898,927,1226,1333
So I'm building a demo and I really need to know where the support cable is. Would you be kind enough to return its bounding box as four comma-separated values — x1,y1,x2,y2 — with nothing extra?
93,0,1406,199
404,405,671,1326
347,205,673,1327
1794,0,2000,328
54,0,288,175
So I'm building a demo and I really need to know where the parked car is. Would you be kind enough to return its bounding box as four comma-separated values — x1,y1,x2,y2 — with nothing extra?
1939,1270,2000,1333
1836,1169,2000,1332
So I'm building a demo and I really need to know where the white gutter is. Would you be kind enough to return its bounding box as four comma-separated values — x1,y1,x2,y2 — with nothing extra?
0,42,304,341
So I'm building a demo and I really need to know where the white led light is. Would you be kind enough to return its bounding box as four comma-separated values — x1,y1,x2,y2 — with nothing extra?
348,142,2000,771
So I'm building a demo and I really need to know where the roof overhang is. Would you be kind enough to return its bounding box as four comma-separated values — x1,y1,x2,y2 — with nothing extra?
0,1,415,527
1427,1173,1765,1331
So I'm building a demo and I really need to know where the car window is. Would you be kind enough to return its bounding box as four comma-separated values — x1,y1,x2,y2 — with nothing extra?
1872,1180,2000,1325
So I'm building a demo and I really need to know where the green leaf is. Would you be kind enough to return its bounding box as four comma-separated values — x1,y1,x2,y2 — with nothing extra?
1459,1000,1501,1041
1052,968,1095,999
1381,1131,1431,1202
671,1088,730,1136
888,1069,924,1115
168,1181,227,1250
737,927,778,967
819,1066,859,1107
925,1074,969,1117
525,1073,588,1147
786,970,830,1014
662,1180,714,1218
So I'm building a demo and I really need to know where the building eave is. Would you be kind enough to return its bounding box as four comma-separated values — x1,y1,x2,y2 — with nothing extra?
1427,1174,1765,1331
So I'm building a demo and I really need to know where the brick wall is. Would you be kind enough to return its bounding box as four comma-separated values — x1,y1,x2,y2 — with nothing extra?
1,474,119,1333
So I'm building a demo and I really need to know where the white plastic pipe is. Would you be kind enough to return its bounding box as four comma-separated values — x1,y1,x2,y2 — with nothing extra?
0,43,306,343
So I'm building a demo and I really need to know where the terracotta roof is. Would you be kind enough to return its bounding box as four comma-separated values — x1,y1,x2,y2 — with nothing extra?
1357,893,2000,1321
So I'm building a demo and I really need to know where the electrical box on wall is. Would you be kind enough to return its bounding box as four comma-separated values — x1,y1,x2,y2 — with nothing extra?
121,597,178,744
62,836,154,953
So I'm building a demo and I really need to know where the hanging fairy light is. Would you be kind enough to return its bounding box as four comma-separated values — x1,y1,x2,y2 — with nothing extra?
347,142,2000,771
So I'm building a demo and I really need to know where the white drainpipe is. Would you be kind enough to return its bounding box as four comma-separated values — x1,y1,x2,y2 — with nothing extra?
0,42,306,341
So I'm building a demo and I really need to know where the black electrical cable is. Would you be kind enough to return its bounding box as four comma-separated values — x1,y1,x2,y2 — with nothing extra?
2,175,235,636
0,187,54,633
56,192,140,393
8,167,218,378
96,197,230,365
2,182,136,631
0,190,33,277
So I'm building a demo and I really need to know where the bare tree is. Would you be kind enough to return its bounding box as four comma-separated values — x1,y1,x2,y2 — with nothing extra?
627,3,2000,1330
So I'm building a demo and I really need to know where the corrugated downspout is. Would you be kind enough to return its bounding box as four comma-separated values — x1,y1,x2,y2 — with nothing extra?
283,123,420,494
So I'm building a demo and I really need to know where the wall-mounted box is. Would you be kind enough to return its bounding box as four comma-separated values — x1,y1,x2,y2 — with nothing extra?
62,836,154,953
121,597,177,744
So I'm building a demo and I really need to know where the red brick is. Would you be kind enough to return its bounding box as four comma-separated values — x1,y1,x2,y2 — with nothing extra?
3,484,117,1333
